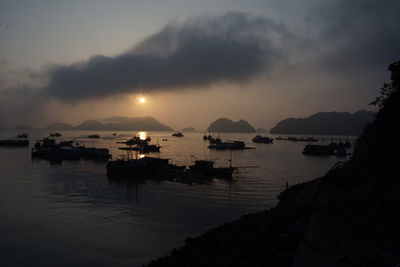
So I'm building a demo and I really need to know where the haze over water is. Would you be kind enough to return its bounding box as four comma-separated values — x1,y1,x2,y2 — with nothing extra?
0,130,351,266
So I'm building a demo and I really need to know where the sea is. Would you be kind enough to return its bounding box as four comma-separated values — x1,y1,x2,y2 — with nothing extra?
0,130,354,266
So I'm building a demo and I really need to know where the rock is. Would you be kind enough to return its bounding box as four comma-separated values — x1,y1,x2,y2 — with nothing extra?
207,118,255,133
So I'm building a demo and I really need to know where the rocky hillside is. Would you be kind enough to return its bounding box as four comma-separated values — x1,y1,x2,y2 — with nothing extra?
75,116,173,131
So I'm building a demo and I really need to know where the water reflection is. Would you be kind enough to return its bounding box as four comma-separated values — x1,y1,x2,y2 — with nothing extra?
138,131,148,140
0,129,353,266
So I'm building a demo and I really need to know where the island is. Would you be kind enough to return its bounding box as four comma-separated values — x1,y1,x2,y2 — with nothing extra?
75,116,173,131
181,127,197,132
269,110,375,135
207,118,255,133
45,122,74,130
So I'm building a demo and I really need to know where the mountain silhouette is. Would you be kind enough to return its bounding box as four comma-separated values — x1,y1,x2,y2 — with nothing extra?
75,116,172,131
207,118,255,133
45,122,74,130
270,110,375,135
182,127,197,132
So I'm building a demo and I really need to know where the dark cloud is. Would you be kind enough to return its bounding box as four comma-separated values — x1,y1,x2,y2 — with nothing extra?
2,3,398,127
40,12,288,102
309,0,400,72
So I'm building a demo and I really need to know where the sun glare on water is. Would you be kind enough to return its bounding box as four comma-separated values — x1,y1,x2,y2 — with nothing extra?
139,97,146,103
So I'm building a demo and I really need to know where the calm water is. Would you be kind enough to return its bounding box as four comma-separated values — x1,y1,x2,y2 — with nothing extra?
0,130,352,266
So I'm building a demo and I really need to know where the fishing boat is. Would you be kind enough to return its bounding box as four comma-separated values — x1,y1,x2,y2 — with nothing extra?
118,135,160,154
186,160,236,179
0,139,29,147
32,138,110,161
88,134,100,138
276,136,318,142
208,137,222,144
252,135,273,144
303,144,334,156
106,156,185,179
172,131,184,137
119,144,160,153
208,141,247,150
49,131,61,137
17,133,28,138
302,143,350,157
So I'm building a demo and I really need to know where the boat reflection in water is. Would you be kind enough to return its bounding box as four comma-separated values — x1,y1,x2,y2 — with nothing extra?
252,135,273,144
118,133,160,154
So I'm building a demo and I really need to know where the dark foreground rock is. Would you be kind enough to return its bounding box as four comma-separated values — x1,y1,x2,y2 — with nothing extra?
148,179,320,267
148,66,400,266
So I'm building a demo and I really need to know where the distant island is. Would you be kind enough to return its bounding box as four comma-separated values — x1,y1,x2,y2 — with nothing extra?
181,127,197,132
46,123,74,130
269,110,375,135
207,118,255,133
75,116,173,131
256,128,266,133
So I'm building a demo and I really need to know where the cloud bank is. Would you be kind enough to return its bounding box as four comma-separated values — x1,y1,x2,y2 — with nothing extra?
1,1,400,127
310,0,400,73
39,12,288,102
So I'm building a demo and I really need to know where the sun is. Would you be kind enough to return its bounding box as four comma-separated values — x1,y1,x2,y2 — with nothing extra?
139,97,146,103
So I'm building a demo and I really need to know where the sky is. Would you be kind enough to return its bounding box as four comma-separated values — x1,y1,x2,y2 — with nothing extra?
0,0,399,130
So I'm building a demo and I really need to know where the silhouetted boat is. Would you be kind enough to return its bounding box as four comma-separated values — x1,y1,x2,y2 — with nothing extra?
276,136,318,142
119,144,160,153
32,138,111,161
302,143,350,156
252,135,273,144
49,131,61,137
186,160,236,179
17,133,28,138
303,137,318,142
0,139,29,147
122,135,151,146
106,156,185,179
208,137,222,144
88,134,100,138
303,144,333,156
172,131,184,137
334,147,348,157
118,135,160,154
208,141,250,150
